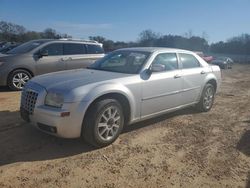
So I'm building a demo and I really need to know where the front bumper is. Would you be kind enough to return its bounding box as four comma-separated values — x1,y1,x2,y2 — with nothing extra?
26,102,88,138
20,81,89,138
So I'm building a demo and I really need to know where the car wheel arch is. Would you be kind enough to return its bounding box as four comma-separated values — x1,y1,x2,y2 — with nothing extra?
82,92,132,129
196,77,217,103
206,79,217,92
8,67,34,79
203,71,218,92
7,68,34,90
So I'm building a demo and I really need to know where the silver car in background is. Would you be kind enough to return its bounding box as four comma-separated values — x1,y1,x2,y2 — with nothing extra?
20,47,221,147
0,39,104,90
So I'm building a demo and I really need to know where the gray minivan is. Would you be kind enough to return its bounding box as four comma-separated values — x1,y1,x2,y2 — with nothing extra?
0,39,105,90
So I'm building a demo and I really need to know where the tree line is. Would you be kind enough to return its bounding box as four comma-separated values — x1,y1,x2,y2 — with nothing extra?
1,21,250,55
0,21,71,43
210,34,250,55
90,30,209,52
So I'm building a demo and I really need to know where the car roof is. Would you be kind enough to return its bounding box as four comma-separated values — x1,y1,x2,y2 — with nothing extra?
29,39,102,46
116,47,195,54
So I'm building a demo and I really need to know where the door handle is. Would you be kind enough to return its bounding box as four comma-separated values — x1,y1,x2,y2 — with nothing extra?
174,74,181,79
200,70,206,74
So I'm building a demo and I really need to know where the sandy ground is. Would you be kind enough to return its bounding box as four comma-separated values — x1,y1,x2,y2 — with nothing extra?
0,64,250,188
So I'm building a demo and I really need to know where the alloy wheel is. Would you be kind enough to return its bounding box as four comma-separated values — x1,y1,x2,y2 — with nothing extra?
203,86,214,109
97,105,121,141
12,72,30,89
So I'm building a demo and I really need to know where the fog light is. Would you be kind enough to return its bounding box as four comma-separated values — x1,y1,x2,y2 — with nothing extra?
37,123,57,133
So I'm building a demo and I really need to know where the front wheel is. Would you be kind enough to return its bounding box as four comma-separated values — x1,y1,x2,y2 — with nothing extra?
8,69,32,91
196,83,215,112
82,99,124,148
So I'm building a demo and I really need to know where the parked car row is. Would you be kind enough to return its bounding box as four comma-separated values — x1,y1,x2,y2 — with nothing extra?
194,51,234,69
0,43,20,54
0,39,105,90
0,41,10,48
0,42,20,54
211,57,233,69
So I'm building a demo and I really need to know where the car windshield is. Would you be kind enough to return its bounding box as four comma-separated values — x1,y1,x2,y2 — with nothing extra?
6,40,47,54
89,50,150,74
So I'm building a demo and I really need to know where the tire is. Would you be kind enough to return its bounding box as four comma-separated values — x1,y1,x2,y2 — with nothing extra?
82,99,124,148
196,83,215,112
8,69,32,91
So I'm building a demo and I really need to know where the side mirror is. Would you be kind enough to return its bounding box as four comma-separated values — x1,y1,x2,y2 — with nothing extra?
151,64,166,72
41,50,48,57
37,50,48,58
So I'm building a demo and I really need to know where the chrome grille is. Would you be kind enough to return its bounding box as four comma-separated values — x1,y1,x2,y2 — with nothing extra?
21,90,38,115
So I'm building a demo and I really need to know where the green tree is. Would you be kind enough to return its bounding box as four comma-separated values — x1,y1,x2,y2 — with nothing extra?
138,29,159,46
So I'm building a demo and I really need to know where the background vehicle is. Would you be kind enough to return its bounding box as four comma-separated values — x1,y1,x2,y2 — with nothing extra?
211,57,233,69
0,43,20,54
194,51,214,63
0,39,105,90
0,41,8,48
20,47,221,147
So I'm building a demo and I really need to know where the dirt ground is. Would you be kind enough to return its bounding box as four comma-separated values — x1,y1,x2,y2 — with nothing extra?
0,64,250,188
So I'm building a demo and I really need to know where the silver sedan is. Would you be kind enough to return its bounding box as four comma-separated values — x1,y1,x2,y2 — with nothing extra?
20,47,221,147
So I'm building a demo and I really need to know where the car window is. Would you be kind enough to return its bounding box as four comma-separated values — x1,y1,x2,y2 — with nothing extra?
152,53,178,71
63,43,86,55
87,44,104,54
89,51,150,74
7,40,47,54
41,43,63,56
179,53,200,69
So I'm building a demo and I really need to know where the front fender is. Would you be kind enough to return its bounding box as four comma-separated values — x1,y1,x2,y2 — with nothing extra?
79,83,137,123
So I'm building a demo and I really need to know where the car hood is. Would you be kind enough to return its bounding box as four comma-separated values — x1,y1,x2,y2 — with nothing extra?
0,53,10,57
0,53,24,62
30,69,132,91
0,53,14,59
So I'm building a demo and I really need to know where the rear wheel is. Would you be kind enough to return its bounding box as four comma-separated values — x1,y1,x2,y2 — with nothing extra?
82,99,124,148
8,69,32,91
196,83,215,112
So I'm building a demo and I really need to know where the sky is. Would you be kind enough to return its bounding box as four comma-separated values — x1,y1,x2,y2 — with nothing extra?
0,0,250,43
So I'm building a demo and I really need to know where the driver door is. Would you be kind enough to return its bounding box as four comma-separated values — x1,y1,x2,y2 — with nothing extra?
34,43,66,75
141,53,183,117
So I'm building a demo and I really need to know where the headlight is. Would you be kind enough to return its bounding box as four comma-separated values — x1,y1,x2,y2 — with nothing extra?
45,92,64,108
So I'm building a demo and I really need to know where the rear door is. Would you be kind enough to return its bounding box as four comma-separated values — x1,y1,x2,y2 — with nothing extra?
35,43,65,75
178,53,207,105
85,44,105,64
63,43,104,70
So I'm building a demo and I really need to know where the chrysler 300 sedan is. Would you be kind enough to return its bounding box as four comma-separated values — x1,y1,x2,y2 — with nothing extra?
20,47,221,147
